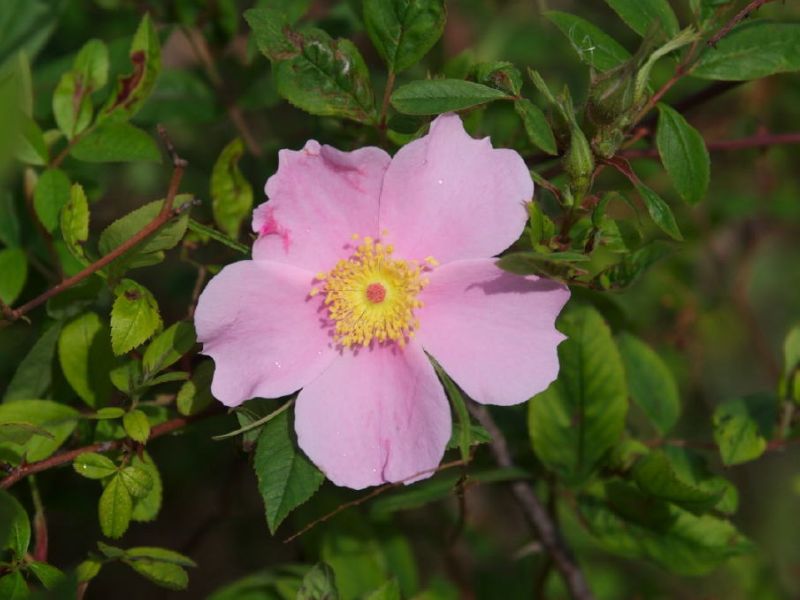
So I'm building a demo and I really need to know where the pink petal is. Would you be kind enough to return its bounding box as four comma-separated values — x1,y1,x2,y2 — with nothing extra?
253,141,391,272
194,260,336,406
295,342,451,489
417,259,569,406
378,114,533,264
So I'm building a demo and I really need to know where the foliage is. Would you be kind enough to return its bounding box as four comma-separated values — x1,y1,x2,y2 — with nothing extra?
1,0,800,598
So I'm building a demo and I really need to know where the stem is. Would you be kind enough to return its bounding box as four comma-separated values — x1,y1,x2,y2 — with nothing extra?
621,131,800,160
379,70,396,132
469,404,594,600
707,0,778,47
0,407,223,490
1,128,188,324
29,476,48,562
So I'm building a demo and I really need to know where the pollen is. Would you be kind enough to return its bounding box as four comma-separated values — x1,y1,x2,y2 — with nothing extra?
314,236,432,348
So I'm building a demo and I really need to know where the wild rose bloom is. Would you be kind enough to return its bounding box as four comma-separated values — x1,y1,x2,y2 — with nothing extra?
195,114,569,490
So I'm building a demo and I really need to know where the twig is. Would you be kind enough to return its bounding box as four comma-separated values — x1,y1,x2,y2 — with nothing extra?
1,129,188,324
469,404,594,600
621,131,800,160
379,70,396,132
29,476,48,562
282,458,468,544
707,0,778,47
0,407,223,490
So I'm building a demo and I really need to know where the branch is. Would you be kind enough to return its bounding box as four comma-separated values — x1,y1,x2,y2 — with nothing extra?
620,131,800,160
707,0,778,47
1,129,188,324
469,404,594,600
0,408,222,490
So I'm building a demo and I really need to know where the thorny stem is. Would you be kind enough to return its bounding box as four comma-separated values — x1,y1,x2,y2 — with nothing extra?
0,407,223,490
0,126,188,326
469,403,594,600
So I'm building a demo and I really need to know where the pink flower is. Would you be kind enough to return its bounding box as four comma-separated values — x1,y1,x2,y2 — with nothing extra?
195,114,569,490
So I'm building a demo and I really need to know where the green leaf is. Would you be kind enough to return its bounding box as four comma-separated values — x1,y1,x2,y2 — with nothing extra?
363,0,446,73
0,400,80,462
432,360,471,462
33,168,70,233
0,192,21,247
131,452,162,522
76,559,103,583
514,99,557,155
27,561,65,590
52,71,93,139
58,312,114,408
254,408,325,534
94,407,125,419
528,304,628,485
391,79,508,115
97,199,189,277
119,464,153,498
110,279,162,355
3,322,62,402
0,247,27,305
632,450,724,514
496,251,589,275
446,423,490,450
0,422,53,446
366,579,401,600
100,13,161,120
176,361,214,416
598,241,672,289
660,446,738,514
211,138,253,239
603,0,679,37
655,104,710,205
61,183,90,263
246,10,377,124
783,325,800,375
142,321,195,378
99,474,133,539
15,114,48,165
633,180,683,241
545,11,631,71
617,332,680,434
297,563,339,600
70,121,161,163
73,38,109,91
0,572,28,600
579,482,752,575
124,546,195,590
109,360,143,395
0,488,31,557
475,61,523,96
693,21,800,81
712,393,777,466
122,409,151,443
73,452,117,480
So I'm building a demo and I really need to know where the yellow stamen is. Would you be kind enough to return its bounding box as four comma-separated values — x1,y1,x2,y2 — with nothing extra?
314,236,432,348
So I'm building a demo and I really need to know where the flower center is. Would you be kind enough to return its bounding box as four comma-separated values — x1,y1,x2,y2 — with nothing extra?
310,235,437,348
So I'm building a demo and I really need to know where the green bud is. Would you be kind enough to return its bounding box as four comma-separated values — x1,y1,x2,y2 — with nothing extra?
475,61,522,96
587,64,638,127
563,124,595,202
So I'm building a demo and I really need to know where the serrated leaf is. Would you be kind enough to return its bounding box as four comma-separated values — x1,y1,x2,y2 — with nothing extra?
73,452,117,479
100,13,161,120
99,474,133,538
74,38,109,91
712,393,776,466
58,312,114,408
634,180,683,241
694,21,800,81
61,183,90,263
0,247,27,305
391,79,508,115
211,138,253,239
297,563,339,600
254,408,324,534
119,464,153,497
97,199,189,277
545,11,631,71
110,280,162,355
363,0,446,73
122,409,150,443
0,422,53,445
33,168,70,233
131,452,162,522
70,121,161,163
28,561,65,590
432,360,471,462
515,99,557,155
0,400,79,462
52,71,93,139
598,241,672,289
603,0,679,37
529,305,628,486
142,321,195,378
632,450,724,514
3,321,62,402
176,360,214,416
656,104,710,205
0,488,30,557
76,559,103,583
124,547,194,590
617,332,680,435
109,360,143,394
